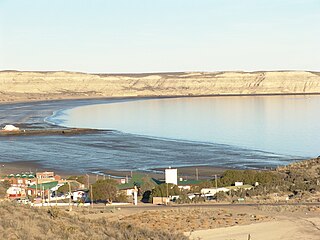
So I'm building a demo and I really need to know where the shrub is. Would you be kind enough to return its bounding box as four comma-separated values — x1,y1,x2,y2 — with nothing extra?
91,179,118,202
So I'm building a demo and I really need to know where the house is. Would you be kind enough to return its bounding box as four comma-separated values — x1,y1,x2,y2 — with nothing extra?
7,186,26,199
2,125,19,131
114,178,127,184
27,181,59,198
177,179,204,191
201,187,230,195
72,190,89,202
226,184,253,191
36,171,61,183
2,173,36,187
152,196,170,205
235,182,243,186
118,186,136,196
117,173,160,196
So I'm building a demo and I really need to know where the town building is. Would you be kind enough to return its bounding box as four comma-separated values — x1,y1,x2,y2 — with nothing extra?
152,196,170,205
165,167,177,185
36,171,61,183
2,124,20,131
2,173,36,187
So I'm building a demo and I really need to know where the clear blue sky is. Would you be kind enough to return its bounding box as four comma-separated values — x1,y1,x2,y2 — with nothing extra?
0,0,319,73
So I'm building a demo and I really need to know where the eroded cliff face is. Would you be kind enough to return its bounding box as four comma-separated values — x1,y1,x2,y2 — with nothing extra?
0,71,320,102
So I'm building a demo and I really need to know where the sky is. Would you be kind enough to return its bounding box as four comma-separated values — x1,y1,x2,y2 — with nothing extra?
0,0,319,73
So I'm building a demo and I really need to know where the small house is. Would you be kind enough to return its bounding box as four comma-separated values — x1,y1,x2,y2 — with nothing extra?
7,186,26,198
152,196,170,205
2,125,20,131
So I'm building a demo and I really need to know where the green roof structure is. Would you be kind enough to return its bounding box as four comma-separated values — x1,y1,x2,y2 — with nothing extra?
29,181,58,190
117,174,160,190
6,173,35,179
178,179,205,186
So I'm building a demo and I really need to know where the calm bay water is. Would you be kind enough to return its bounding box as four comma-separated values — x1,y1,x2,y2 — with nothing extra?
48,95,320,158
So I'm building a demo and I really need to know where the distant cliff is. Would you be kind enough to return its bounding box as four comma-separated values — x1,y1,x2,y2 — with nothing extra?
1,71,320,102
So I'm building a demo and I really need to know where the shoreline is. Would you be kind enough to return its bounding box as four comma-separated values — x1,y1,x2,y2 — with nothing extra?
1,92,320,106
0,160,232,179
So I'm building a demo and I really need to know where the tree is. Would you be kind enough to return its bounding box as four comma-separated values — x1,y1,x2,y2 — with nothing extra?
151,183,180,197
57,182,80,195
91,179,117,202
191,180,215,193
139,176,157,196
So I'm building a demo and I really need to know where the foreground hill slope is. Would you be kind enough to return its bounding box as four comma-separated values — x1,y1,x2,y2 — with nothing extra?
1,71,320,102
0,202,186,240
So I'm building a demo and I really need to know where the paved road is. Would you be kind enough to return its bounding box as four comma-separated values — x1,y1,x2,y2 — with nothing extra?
87,202,320,211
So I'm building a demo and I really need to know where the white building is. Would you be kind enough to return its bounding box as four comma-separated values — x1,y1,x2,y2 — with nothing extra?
2,125,19,131
7,186,25,198
201,187,230,195
165,167,177,185
235,182,243,186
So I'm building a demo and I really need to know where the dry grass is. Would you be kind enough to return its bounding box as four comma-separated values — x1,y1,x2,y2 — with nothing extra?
256,205,320,213
0,202,187,240
119,208,271,233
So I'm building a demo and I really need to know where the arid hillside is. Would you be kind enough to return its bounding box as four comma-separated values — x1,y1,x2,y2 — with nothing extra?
1,71,320,102
0,202,186,240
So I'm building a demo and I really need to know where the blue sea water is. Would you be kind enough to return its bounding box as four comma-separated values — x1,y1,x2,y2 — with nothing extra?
0,96,316,173
48,95,320,158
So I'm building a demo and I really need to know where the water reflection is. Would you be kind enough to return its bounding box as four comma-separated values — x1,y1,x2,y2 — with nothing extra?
52,96,320,157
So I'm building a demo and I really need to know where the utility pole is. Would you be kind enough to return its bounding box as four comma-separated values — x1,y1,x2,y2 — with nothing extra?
68,182,72,212
196,168,199,181
35,178,38,199
90,185,93,208
48,187,50,204
166,183,169,205
42,186,45,206
133,185,138,206
215,174,218,202
55,190,58,206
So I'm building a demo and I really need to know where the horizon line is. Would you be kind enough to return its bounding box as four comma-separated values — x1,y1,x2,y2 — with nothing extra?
1,69,319,75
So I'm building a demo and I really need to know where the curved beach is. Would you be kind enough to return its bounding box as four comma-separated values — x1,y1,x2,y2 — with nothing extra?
1,70,319,174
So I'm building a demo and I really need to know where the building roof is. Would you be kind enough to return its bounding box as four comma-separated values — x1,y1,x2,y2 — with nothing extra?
2,125,19,131
117,174,160,190
178,179,205,186
28,181,58,190
6,173,35,179
226,184,253,190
